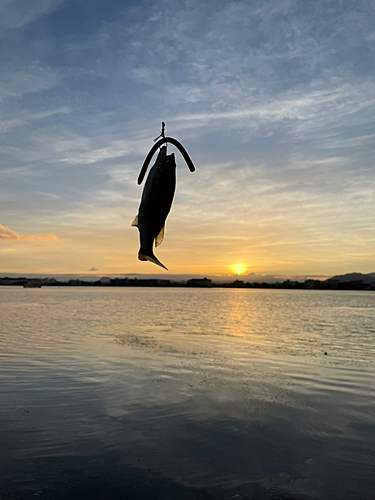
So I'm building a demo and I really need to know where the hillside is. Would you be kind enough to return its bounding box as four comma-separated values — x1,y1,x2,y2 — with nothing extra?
325,272,375,284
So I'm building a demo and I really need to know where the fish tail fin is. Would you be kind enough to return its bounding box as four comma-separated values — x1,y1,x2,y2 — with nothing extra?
138,250,168,271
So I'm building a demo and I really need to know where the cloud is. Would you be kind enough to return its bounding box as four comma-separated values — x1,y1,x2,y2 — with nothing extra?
0,63,63,102
0,224,58,242
0,225,19,241
0,0,64,30
0,107,70,134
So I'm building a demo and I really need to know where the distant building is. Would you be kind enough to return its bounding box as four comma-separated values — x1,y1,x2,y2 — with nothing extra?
187,277,212,287
227,279,247,288
282,280,298,288
100,277,111,284
69,279,81,286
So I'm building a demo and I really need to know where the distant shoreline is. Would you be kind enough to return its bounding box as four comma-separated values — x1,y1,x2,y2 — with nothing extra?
1,276,374,291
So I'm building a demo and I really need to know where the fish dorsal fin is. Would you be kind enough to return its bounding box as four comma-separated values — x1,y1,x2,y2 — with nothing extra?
131,215,139,227
155,225,164,247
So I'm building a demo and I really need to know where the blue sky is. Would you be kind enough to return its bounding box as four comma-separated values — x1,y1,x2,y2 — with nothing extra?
1,0,374,278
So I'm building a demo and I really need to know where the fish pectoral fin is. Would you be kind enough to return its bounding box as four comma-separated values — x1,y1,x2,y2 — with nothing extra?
131,215,139,227
155,225,165,247
138,251,168,271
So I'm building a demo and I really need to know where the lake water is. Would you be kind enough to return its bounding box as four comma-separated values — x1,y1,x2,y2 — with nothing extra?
1,287,375,500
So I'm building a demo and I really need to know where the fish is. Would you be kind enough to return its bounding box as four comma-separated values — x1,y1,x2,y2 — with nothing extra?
132,146,176,270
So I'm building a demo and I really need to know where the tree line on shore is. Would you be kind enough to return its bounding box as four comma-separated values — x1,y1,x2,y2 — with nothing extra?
1,275,374,290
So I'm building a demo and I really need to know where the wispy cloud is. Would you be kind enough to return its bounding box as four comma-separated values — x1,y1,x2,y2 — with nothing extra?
0,224,58,242
0,63,62,101
0,107,69,133
0,0,64,29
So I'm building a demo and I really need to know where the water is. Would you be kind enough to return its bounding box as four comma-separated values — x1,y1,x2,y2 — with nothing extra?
1,287,375,499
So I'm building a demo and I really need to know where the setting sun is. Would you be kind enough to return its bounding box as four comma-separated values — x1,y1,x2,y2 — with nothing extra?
230,264,248,275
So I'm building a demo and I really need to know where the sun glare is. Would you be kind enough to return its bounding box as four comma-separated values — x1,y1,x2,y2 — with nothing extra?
230,264,248,275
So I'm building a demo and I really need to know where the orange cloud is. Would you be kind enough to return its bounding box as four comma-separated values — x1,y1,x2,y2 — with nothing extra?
0,224,58,242
0,225,19,241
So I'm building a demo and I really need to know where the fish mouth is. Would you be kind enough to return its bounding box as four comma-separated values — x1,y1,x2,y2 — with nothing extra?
138,251,168,271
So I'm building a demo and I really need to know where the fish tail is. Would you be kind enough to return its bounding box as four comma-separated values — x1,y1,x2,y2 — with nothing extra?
138,250,168,271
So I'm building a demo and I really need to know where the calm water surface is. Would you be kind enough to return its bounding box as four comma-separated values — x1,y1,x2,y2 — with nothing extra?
1,287,375,499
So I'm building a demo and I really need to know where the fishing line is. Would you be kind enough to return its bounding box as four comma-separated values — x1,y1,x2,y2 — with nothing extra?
159,0,166,122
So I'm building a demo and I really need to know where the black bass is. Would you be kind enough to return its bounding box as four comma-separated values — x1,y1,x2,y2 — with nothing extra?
132,146,176,270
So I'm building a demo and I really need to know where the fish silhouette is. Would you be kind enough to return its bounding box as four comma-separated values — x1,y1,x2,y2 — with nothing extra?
132,146,176,270
132,132,196,270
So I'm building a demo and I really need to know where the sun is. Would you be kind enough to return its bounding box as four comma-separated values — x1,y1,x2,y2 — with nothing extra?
230,264,248,275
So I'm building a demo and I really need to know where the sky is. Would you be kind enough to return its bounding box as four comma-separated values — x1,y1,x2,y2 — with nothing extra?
1,0,375,279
